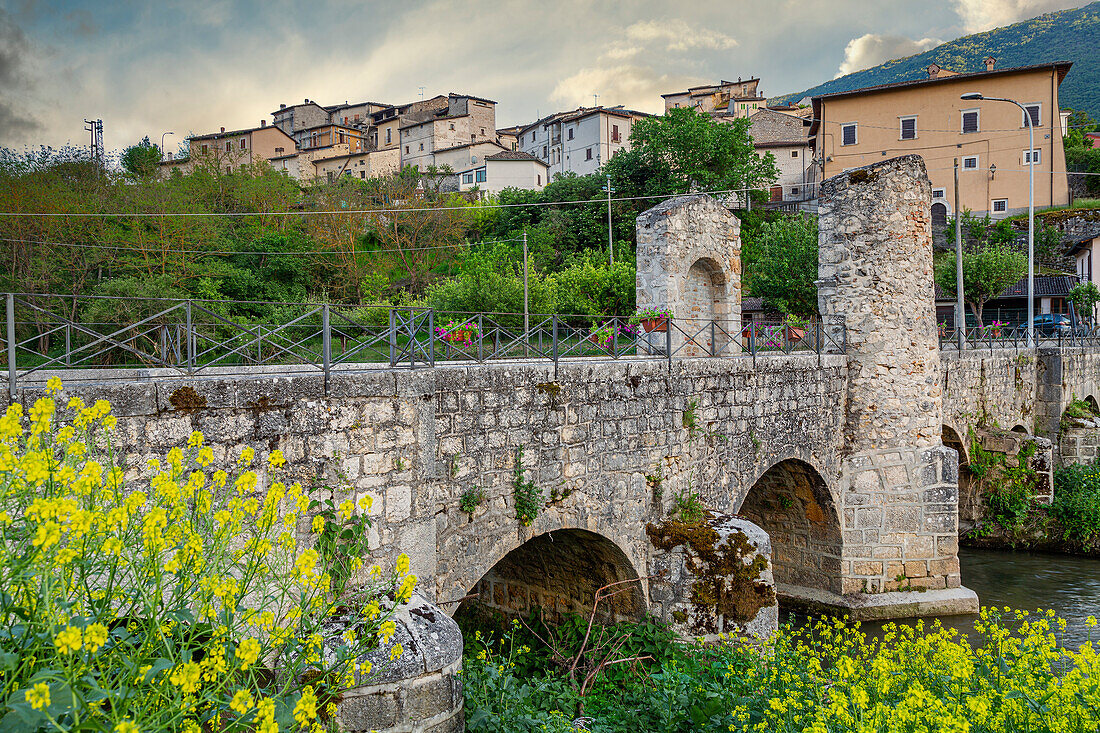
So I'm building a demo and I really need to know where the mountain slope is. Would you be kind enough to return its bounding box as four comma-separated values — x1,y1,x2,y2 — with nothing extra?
777,2,1100,120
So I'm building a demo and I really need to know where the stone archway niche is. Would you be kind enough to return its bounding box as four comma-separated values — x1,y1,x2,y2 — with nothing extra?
635,195,741,356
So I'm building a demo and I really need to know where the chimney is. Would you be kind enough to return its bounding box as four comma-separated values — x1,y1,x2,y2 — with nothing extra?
220,126,225,133
260,119,266,127
984,56,996,71
279,103,286,109
927,63,941,78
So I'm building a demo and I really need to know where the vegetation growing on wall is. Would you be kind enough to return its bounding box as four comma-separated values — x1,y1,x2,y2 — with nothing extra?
513,446,542,526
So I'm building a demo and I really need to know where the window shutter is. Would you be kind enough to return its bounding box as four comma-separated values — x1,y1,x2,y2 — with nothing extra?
842,124,857,145
962,111,978,133
900,118,916,140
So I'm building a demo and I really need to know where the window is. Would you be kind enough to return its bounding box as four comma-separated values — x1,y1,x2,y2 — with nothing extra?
962,155,979,170
386,129,392,144
339,133,345,144
419,142,424,151
475,169,486,183
471,155,478,163
462,172,474,184
480,128,485,135
201,144,208,154
1023,104,1041,127
240,138,247,149
961,109,979,134
449,123,455,130
1023,148,1041,165
360,171,365,178
225,142,231,152
841,123,857,146
537,174,541,185
611,124,620,143
932,188,946,199
567,128,574,140
585,147,593,161
792,186,800,195
992,199,1008,212
405,145,409,154
791,150,798,158
899,116,917,140
542,145,548,158
225,166,231,174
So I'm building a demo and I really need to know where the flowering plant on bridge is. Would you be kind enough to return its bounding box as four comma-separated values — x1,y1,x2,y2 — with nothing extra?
437,319,480,348
981,320,1006,338
0,379,413,732
628,307,670,332
588,323,619,350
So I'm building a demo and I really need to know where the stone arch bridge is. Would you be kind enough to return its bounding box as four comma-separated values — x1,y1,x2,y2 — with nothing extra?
10,156,1100,622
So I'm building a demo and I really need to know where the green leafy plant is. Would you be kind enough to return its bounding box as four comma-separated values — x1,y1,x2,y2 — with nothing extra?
673,490,705,524
460,485,486,515
1052,463,1100,541
513,446,542,526
682,399,699,437
308,493,375,598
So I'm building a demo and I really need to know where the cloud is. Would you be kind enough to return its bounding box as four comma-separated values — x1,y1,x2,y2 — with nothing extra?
551,65,703,113
951,0,1083,33
835,33,941,77
0,8,42,140
623,19,738,52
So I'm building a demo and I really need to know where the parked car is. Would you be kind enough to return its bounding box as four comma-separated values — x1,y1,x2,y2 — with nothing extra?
1032,314,1075,336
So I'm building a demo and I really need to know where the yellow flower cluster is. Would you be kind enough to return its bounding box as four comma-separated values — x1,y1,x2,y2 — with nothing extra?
0,381,410,731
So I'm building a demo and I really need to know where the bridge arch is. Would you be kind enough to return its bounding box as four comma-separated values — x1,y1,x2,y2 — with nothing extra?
1087,395,1099,414
458,527,646,624
737,458,843,595
941,424,977,524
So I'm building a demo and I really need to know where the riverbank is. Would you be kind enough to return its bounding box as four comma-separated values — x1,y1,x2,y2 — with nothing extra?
961,510,1100,557
461,604,1100,732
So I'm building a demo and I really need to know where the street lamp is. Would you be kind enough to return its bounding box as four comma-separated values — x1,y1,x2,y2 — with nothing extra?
161,131,175,157
961,91,1035,347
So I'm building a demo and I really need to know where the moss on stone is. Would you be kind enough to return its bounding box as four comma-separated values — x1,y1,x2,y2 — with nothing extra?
646,514,775,632
168,386,206,413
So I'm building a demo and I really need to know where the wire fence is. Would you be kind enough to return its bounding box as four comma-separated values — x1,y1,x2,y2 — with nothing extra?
3,294,847,391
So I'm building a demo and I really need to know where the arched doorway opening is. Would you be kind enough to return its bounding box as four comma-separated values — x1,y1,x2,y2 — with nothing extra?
683,257,730,355
738,459,842,595
942,426,976,524
931,202,948,228
459,529,645,624
1087,395,1099,414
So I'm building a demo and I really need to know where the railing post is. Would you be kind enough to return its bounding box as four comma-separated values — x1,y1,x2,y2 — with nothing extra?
552,315,559,380
6,293,15,398
750,321,757,369
256,324,263,364
666,316,672,372
427,309,435,367
477,313,484,362
709,320,716,357
65,323,72,368
185,299,194,375
322,304,331,388
816,321,821,368
612,318,619,358
389,309,397,367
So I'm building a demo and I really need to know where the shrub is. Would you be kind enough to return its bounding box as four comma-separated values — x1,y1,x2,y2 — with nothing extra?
1052,462,1100,541
463,610,1100,732
0,379,413,731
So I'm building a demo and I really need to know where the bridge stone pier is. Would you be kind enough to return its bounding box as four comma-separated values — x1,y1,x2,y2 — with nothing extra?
18,154,1100,627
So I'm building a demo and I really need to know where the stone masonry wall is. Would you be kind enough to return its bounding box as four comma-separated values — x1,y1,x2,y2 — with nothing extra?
22,354,848,614
817,156,965,599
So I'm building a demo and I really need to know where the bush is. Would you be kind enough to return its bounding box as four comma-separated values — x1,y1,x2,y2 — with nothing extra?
0,380,413,731
1052,462,1100,541
463,610,1100,732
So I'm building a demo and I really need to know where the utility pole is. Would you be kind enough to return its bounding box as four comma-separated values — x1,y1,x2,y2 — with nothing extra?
604,174,615,265
954,158,965,350
522,229,530,339
84,118,103,167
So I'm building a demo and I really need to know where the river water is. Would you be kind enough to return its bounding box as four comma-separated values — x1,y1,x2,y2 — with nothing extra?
825,548,1100,649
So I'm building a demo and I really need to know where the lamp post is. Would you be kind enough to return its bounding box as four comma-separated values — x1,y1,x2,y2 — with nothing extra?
961,92,1035,347
161,131,175,156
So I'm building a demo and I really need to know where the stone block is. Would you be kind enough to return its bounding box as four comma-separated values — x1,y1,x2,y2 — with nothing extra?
885,506,919,531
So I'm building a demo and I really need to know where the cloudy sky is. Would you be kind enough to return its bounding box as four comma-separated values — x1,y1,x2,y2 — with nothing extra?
0,0,1086,152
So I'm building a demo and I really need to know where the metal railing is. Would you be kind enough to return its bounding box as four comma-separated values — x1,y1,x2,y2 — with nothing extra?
938,323,1100,352
2,294,847,391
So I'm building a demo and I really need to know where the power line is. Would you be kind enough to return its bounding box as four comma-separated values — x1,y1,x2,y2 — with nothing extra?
0,186,755,218
0,235,524,257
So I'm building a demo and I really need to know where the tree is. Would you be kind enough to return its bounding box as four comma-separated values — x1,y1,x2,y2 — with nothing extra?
1069,281,1100,325
120,137,162,179
607,107,778,197
741,214,819,317
935,245,1027,328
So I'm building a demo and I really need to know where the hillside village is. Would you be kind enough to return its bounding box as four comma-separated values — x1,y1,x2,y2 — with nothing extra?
160,58,1083,222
